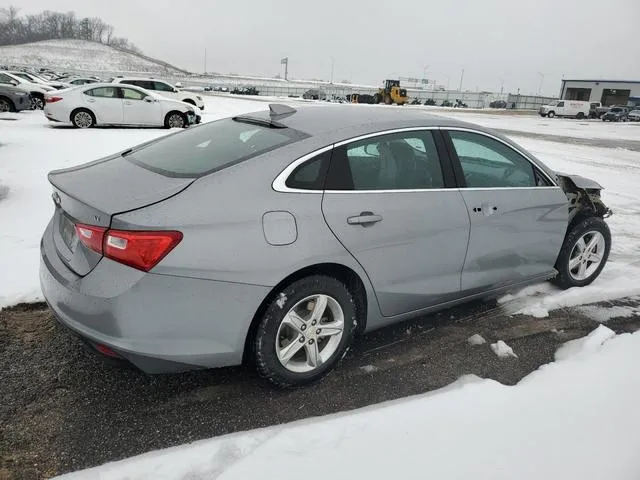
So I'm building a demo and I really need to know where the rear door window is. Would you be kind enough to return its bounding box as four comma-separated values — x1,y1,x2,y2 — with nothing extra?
153,81,174,92
84,87,119,98
125,118,308,177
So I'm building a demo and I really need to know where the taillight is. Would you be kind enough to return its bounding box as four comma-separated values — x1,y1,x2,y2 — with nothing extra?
104,230,183,272
75,224,182,272
46,96,63,103
75,224,106,254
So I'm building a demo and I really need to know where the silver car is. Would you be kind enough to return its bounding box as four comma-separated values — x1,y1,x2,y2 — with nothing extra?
40,105,612,387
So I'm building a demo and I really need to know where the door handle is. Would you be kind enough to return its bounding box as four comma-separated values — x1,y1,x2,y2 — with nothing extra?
124,101,132,105
473,204,499,216
347,212,383,227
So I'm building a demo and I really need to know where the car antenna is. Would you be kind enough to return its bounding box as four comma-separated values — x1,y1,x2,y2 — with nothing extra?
269,104,296,117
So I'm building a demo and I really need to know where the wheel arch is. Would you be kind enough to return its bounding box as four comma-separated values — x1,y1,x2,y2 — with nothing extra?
242,262,368,363
182,98,196,105
0,95,15,111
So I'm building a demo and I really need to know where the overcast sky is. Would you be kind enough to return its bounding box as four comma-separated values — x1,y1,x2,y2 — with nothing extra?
11,0,640,94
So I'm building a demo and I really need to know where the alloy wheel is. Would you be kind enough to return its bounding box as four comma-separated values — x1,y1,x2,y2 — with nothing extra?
31,97,44,110
74,111,93,128
568,230,606,281
0,99,10,112
275,294,345,373
168,113,184,128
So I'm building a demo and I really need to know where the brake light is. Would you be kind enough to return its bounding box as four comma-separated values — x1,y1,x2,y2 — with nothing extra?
46,96,63,103
75,224,106,254
104,230,183,272
75,224,182,272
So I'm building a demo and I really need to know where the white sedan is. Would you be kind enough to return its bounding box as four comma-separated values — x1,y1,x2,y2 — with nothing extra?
43,83,201,129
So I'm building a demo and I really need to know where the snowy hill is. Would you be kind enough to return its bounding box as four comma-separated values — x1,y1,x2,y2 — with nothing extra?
0,39,188,75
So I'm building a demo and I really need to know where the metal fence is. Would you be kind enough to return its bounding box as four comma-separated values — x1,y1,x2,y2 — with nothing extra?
506,94,557,110
4,61,557,110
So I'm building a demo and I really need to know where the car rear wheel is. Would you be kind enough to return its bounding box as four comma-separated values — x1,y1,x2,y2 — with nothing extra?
0,96,14,112
254,275,357,388
31,95,44,110
71,109,95,128
164,111,186,128
552,216,611,289
576,112,585,119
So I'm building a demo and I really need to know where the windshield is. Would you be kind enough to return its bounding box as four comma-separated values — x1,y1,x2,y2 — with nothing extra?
610,108,623,112
125,118,308,177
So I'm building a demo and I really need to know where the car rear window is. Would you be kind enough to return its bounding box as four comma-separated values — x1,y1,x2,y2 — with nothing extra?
125,118,307,177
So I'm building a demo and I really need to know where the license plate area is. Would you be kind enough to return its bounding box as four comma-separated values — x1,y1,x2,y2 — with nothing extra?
59,213,76,250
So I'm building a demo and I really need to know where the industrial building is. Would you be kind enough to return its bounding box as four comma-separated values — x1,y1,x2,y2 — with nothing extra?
560,79,640,107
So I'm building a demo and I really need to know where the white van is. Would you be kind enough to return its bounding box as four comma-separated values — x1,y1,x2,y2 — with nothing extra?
539,100,590,119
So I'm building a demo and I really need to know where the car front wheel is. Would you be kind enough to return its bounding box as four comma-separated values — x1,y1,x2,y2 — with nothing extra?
165,111,186,128
254,275,357,388
552,216,611,289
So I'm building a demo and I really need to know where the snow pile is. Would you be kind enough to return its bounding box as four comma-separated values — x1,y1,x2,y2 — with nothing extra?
574,304,640,323
467,333,486,345
0,39,185,74
490,340,518,358
555,324,616,361
55,328,640,480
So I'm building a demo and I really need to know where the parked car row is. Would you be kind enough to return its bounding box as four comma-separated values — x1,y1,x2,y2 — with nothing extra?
1,68,205,129
539,99,640,121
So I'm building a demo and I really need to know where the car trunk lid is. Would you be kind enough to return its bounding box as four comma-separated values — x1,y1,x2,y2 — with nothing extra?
48,153,194,276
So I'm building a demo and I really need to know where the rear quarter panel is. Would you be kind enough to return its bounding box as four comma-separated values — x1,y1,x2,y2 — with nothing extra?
111,138,382,325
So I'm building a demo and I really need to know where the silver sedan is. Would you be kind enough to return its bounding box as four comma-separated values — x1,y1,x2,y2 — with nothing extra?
40,105,611,387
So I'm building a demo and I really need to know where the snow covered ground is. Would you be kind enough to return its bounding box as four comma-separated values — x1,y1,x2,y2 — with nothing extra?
1,97,639,314
0,39,185,74
55,325,640,480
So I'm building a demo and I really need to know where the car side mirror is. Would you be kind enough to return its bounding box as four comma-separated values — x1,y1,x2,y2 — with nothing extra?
144,96,156,103
173,88,179,93
9,80,18,86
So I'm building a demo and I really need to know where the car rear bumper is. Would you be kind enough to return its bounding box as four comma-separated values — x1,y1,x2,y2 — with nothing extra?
39,218,270,373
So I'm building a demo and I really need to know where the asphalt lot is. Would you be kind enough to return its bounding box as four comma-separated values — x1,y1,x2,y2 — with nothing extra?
2,298,640,479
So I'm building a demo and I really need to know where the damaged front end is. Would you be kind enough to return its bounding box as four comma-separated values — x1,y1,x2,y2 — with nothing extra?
556,174,612,223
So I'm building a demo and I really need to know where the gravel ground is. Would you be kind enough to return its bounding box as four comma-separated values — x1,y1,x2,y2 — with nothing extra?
1,298,639,479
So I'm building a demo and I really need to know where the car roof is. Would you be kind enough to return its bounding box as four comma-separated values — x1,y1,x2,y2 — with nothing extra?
240,104,481,140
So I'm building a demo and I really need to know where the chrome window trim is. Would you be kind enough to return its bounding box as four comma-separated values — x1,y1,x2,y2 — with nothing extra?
272,125,559,193
445,126,558,187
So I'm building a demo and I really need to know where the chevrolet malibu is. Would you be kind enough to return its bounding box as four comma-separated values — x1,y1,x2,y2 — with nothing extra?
40,105,611,387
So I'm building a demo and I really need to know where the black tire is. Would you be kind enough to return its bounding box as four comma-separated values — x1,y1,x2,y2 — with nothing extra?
547,111,555,118
164,111,186,128
0,96,14,112
182,98,196,106
70,108,95,128
254,275,358,388
576,112,585,119
552,216,611,289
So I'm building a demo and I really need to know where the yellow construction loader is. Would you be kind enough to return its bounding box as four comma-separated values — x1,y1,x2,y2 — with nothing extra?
374,79,408,105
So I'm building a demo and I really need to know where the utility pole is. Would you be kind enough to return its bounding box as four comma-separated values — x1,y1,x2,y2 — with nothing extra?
281,57,289,81
330,56,334,84
458,68,464,92
537,72,545,96
204,48,207,74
